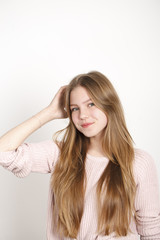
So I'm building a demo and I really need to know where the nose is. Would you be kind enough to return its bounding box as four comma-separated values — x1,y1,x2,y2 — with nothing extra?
79,108,89,119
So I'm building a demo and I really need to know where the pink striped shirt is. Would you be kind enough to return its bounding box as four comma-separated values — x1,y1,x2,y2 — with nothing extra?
0,140,160,239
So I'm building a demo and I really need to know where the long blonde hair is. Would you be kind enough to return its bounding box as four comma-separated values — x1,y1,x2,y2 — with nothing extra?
51,71,136,238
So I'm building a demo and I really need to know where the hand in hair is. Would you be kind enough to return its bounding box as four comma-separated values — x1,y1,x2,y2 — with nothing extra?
48,86,68,120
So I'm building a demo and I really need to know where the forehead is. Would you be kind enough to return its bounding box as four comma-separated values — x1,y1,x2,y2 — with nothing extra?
70,86,90,104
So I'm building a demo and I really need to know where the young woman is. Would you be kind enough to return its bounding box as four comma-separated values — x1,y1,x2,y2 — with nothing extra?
0,71,160,239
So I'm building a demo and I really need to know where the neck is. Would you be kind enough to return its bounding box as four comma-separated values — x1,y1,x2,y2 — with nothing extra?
88,137,105,157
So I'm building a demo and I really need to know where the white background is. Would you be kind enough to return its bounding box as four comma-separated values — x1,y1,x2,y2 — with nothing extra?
0,0,160,239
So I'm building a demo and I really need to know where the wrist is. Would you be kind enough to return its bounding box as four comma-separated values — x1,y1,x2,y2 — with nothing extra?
33,107,54,127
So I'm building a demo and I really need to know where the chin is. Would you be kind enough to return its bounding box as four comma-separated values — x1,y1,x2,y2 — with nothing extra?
82,132,96,138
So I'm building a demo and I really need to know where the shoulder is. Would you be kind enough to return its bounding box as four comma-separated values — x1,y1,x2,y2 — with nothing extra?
133,148,158,184
27,139,60,150
134,148,154,167
26,139,60,160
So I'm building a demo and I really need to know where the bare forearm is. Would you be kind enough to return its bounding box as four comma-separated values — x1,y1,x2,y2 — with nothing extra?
0,107,54,152
0,86,67,152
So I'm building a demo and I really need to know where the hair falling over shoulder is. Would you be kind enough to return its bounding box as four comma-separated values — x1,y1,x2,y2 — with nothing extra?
51,71,136,238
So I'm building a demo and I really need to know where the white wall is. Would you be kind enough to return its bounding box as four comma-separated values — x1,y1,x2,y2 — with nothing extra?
0,0,159,239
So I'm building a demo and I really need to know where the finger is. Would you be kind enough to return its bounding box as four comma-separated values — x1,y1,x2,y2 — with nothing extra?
58,86,68,110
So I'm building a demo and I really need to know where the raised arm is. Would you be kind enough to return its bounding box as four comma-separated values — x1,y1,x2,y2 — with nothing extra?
0,86,67,152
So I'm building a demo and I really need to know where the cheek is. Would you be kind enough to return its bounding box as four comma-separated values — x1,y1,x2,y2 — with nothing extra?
93,109,106,119
95,110,108,126
71,113,78,125
103,116,108,127
101,115,108,127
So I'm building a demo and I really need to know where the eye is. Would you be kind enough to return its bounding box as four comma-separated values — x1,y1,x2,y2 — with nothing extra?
88,102,95,107
71,107,79,112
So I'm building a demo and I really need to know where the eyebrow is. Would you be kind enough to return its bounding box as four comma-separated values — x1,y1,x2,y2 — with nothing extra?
70,98,91,106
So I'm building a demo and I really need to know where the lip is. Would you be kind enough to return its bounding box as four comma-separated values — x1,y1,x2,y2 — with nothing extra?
81,122,94,128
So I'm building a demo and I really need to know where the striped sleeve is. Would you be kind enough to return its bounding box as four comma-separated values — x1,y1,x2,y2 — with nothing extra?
0,140,59,178
134,149,160,239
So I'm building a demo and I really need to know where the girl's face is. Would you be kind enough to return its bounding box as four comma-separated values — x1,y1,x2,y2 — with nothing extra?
70,86,107,141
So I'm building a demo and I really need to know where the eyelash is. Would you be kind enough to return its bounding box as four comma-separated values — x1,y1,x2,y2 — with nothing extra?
71,102,95,112
71,107,79,112
88,102,95,107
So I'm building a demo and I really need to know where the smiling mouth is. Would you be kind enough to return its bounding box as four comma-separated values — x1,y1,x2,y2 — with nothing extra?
81,123,94,128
